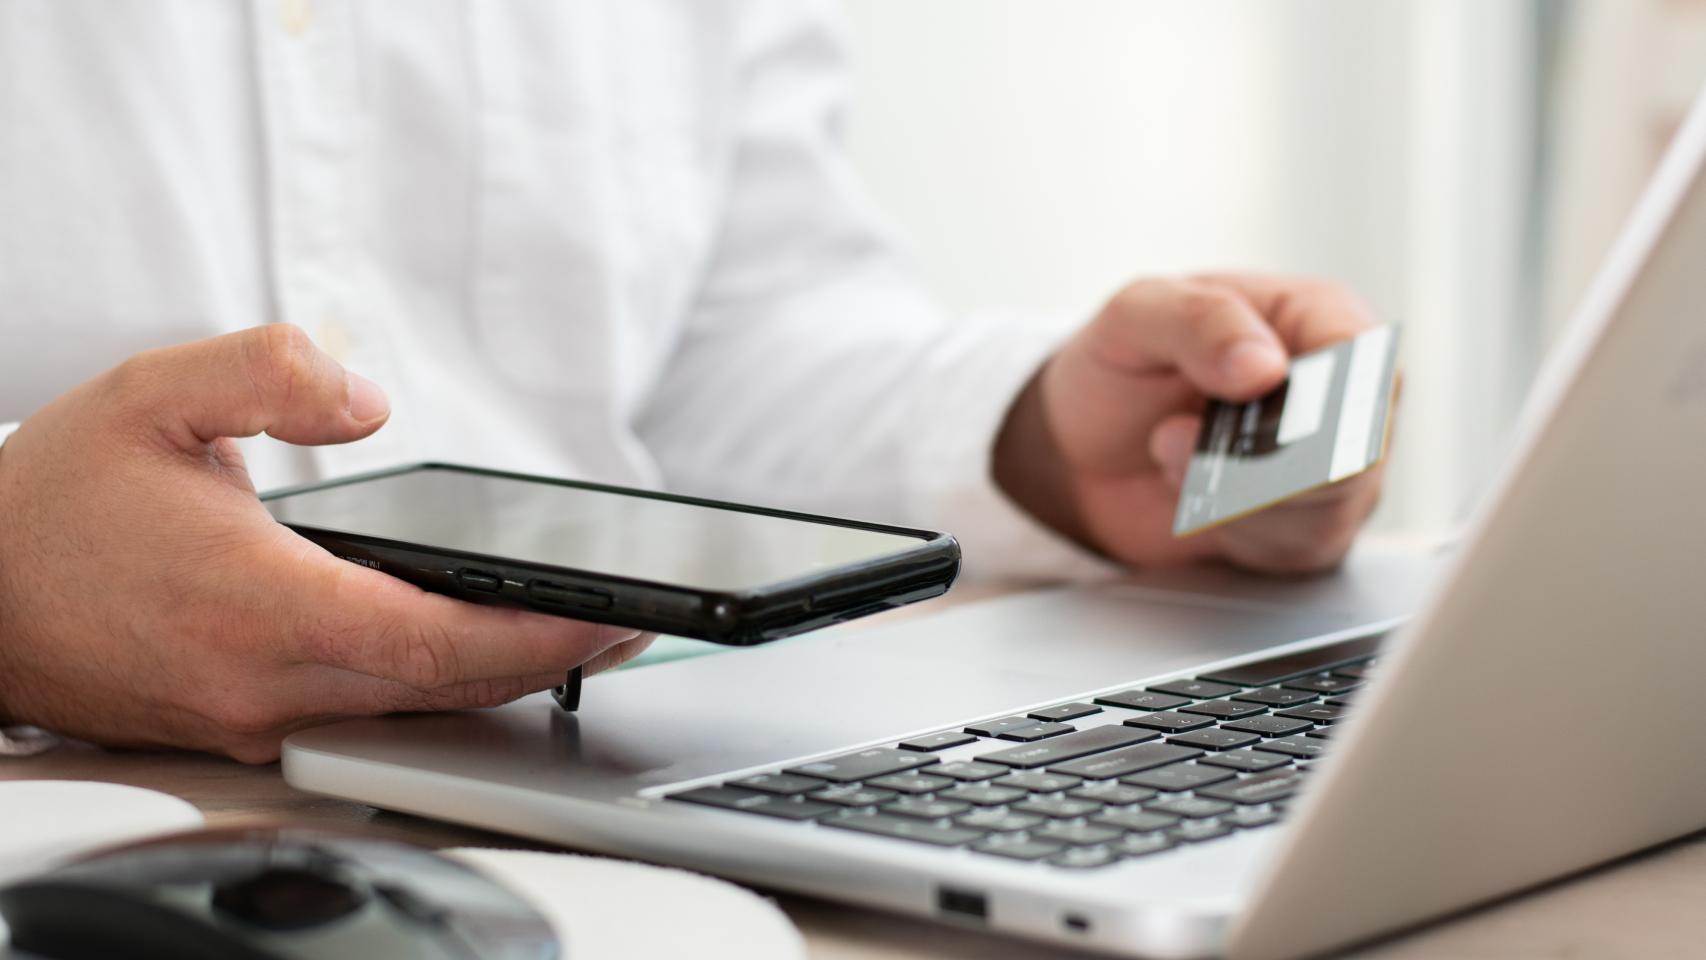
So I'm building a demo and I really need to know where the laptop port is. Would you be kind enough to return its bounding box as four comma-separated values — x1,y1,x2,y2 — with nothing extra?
936,887,987,924
1063,912,1092,934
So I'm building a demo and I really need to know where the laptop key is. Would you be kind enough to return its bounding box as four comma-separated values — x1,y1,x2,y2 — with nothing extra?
1035,822,1123,846
1331,661,1374,679
939,784,1028,807
956,809,1046,832
976,724,1154,769
1260,737,1324,759
921,761,1008,782
1281,674,1361,694
1227,805,1282,829
1148,679,1241,699
882,796,971,820
1092,808,1179,832
972,836,1064,862
1029,702,1102,722
1197,769,1304,805
1198,749,1291,773
1095,690,1191,712
1179,700,1267,721
898,731,977,752
1114,833,1178,858
1275,704,1349,724
1068,782,1157,806
1147,796,1234,819
965,716,1044,738
1121,761,1237,792
669,787,836,821
1325,693,1357,707
1230,687,1319,707
825,812,986,847
1012,796,1104,819
1169,819,1234,843
1166,729,1262,751
997,721,1076,742
1198,634,1384,686
807,785,899,807
995,771,1083,793
1050,742,1204,780
1044,743,1207,780
1221,716,1314,738
865,773,954,794
1305,727,1334,740
787,748,936,783
1049,846,1123,869
728,773,826,796
1124,712,1216,733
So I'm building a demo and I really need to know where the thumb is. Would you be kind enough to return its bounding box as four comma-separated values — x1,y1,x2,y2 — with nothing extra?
1149,413,1201,488
127,324,390,449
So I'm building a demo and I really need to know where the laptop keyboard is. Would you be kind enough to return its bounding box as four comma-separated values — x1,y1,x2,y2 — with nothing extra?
667,634,1381,870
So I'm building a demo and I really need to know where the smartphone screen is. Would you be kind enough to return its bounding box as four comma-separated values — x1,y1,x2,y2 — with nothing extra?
263,466,932,592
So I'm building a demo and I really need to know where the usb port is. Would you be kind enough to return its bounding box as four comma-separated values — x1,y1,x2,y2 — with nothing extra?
937,887,987,924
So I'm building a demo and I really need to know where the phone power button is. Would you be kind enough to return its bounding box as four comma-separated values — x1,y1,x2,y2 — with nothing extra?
458,569,503,593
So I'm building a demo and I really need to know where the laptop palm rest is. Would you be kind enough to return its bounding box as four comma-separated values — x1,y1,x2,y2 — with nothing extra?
285,543,1439,807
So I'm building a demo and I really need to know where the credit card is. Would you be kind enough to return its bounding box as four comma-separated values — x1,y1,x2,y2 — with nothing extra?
1173,326,1399,536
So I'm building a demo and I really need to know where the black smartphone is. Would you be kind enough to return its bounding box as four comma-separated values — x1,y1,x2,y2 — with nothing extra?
260,463,960,647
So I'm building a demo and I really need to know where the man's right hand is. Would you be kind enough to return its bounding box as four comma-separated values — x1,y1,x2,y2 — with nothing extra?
0,325,647,762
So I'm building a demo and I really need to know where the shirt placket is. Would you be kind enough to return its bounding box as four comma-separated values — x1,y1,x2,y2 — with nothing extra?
251,0,410,478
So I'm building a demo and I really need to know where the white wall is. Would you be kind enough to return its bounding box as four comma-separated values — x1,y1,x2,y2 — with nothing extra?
842,0,1539,535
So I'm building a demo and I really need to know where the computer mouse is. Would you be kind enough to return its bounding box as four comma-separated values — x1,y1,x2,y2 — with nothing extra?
0,827,558,960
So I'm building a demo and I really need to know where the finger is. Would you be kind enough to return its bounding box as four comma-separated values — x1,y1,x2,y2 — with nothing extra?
378,671,570,714
287,550,643,690
299,633,660,720
1192,273,1376,354
1091,277,1290,402
1210,467,1385,574
1148,413,1200,487
115,324,390,449
375,636,656,713
584,632,658,675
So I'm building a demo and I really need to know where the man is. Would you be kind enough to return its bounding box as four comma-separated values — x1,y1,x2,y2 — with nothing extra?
0,2,1383,762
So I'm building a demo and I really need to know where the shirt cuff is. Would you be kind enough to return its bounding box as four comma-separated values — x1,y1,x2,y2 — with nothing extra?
907,312,1123,584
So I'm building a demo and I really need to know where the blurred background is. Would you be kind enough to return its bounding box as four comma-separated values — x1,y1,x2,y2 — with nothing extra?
842,0,1706,535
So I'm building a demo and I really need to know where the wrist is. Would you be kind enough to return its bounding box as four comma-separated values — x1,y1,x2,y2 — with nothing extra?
0,422,20,725
991,363,1102,556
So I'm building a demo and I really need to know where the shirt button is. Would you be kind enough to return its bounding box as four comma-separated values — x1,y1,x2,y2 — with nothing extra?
316,316,353,365
278,0,313,35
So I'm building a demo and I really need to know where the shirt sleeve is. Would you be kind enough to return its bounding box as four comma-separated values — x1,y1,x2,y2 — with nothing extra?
635,1,1115,583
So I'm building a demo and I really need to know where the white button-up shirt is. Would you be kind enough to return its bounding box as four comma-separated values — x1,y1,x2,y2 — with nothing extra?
0,0,1105,580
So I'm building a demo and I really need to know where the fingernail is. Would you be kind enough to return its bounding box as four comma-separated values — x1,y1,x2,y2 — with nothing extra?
598,625,643,647
1219,341,1287,385
346,371,390,423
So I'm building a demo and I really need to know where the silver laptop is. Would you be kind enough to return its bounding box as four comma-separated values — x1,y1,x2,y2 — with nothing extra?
283,88,1706,959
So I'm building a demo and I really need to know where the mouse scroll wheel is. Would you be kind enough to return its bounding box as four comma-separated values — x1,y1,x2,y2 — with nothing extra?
374,882,452,926
211,866,368,931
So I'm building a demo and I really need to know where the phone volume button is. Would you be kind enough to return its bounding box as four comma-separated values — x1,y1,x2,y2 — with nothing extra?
527,579,614,610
